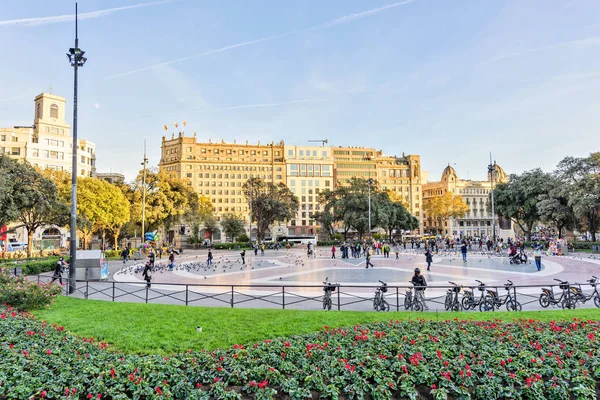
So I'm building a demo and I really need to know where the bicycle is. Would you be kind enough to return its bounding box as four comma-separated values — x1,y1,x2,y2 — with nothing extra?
444,281,462,311
322,281,338,311
404,282,426,311
461,280,487,310
568,276,600,308
372,280,390,312
480,280,522,312
539,279,576,309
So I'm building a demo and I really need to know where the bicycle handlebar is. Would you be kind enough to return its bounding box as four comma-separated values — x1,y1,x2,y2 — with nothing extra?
507,280,513,285
475,279,483,284
449,281,457,285
379,280,387,285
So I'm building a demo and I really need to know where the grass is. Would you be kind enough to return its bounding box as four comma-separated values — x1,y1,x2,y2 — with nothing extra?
32,296,600,355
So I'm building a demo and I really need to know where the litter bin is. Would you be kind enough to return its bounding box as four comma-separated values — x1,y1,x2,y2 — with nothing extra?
75,250,107,280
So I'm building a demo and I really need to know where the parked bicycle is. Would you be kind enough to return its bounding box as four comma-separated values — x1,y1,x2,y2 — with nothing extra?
568,276,600,308
444,281,462,311
373,280,390,312
480,280,522,312
461,280,487,310
405,281,426,311
539,279,576,309
322,281,338,311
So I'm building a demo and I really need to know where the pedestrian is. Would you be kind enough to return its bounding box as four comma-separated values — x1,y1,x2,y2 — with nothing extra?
260,242,265,256
51,257,67,285
411,268,429,310
149,249,155,267
121,248,129,264
168,252,175,271
425,249,433,271
365,248,374,269
142,261,152,288
331,244,336,259
240,249,246,265
461,242,468,262
158,247,163,259
207,249,213,266
534,246,542,271
393,242,400,259
254,243,258,256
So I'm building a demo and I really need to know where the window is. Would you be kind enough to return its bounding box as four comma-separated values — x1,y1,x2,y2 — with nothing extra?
32,149,39,157
11,148,20,156
0,135,5,141
322,151,327,157
50,104,58,119
288,150,293,156
299,150,304,156
11,136,17,142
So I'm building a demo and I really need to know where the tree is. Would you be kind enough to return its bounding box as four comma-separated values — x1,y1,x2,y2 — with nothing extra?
221,214,246,242
12,165,69,256
493,169,548,239
557,153,600,241
537,177,576,239
423,192,469,234
202,215,219,242
0,156,20,228
243,177,299,242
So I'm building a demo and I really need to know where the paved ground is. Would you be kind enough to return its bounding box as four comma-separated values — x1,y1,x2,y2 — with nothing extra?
46,248,600,312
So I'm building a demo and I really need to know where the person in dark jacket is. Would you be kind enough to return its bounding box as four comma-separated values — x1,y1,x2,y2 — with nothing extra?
207,249,213,266
51,257,66,285
240,249,246,265
168,252,175,271
410,268,428,310
425,250,433,271
142,261,152,287
149,250,156,267
461,242,468,262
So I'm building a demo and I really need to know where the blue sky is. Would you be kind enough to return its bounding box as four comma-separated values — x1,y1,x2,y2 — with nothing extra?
1,0,599,181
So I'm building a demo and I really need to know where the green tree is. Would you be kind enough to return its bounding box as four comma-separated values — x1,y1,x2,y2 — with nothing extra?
493,169,548,239
537,178,576,239
221,214,246,242
243,177,299,242
0,156,21,228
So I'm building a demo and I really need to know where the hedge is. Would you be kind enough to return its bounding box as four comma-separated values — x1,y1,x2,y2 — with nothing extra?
213,242,253,250
0,257,59,275
1,308,599,399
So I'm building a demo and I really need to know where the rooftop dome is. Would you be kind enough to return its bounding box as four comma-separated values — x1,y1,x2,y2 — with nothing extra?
442,164,457,179
489,162,508,183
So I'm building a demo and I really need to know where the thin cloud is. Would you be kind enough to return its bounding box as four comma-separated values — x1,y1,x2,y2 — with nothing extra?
479,37,600,66
105,0,418,79
0,0,175,27
0,94,30,102
516,70,600,84
214,99,324,112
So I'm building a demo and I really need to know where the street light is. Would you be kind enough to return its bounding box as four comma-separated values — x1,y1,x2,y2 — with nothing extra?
66,3,86,294
368,178,373,238
487,153,496,241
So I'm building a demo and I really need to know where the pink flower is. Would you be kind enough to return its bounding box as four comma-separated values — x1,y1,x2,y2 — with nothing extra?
41,390,47,398
46,349,51,355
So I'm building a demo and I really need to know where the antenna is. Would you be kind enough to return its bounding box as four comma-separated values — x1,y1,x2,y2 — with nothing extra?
308,139,328,147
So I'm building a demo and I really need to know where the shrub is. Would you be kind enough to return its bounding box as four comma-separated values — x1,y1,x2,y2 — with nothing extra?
317,240,340,247
0,268,62,311
213,242,253,250
237,233,250,243
103,250,121,259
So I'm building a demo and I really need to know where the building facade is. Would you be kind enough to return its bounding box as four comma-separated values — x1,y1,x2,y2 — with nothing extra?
0,93,96,177
422,163,511,239
96,172,125,185
284,145,334,236
159,133,286,240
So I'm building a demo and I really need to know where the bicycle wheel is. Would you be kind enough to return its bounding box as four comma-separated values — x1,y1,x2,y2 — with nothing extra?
594,295,600,308
506,300,522,312
414,300,423,312
404,295,411,310
380,300,390,312
326,297,332,311
451,300,461,312
461,296,474,310
323,296,328,310
539,294,550,308
561,297,576,310
479,298,495,312
373,297,379,311
444,293,452,311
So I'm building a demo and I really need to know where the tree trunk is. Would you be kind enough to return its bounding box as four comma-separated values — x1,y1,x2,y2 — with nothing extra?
113,228,121,250
558,225,563,239
590,211,598,242
26,228,34,258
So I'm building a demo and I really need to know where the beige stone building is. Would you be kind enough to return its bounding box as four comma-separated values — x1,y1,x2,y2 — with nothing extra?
422,163,512,239
159,133,286,240
0,93,96,177
284,145,334,236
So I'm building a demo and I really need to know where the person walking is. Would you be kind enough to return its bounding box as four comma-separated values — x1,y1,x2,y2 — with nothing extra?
168,252,175,271
121,248,129,264
534,246,542,271
393,242,400,259
149,249,155,267
411,268,428,310
142,261,152,288
240,249,246,265
365,248,374,269
331,244,336,259
207,249,213,266
260,242,265,256
254,243,259,256
51,257,67,285
425,249,433,271
461,242,468,263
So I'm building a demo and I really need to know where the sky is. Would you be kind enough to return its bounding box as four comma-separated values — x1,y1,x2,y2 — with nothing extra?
1,0,599,182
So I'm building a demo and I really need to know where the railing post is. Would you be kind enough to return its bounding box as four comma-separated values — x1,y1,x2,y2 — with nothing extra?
337,286,341,311
112,282,115,302
396,286,399,311
85,281,89,299
145,286,149,303
185,284,189,306
231,285,234,308
282,286,285,309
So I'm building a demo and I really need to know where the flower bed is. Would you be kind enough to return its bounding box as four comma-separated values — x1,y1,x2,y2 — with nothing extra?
1,309,599,399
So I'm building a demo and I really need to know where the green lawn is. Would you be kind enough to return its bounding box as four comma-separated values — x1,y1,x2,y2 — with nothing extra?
32,296,600,355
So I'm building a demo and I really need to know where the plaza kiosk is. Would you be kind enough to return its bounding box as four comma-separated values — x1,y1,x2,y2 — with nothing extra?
75,250,109,281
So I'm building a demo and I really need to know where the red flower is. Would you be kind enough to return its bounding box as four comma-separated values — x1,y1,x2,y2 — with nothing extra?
216,367,223,372
41,390,47,398
22,350,28,357
488,371,494,377
437,349,442,359
431,384,437,389
46,349,51,355
87,395,93,399
97,394,101,399
587,333,595,340
128,374,134,381
249,381,256,387
156,387,163,395
196,383,202,388
257,380,268,389
110,369,115,378
214,377,219,383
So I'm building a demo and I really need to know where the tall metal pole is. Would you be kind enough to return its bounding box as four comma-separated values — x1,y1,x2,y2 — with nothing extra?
489,152,496,241
68,3,86,294
249,176,253,242
368,178,372,239
141,140,148,242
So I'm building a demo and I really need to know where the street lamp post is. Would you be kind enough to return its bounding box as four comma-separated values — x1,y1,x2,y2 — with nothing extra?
66,3,87,294
488,153,496,241
367,178,373,238
141,140,148,242
249,176,253,243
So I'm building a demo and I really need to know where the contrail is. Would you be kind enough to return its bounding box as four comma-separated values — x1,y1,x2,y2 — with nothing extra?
105,0,418,79
214,99,325,112
0,94,29,102
0,0,175,27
